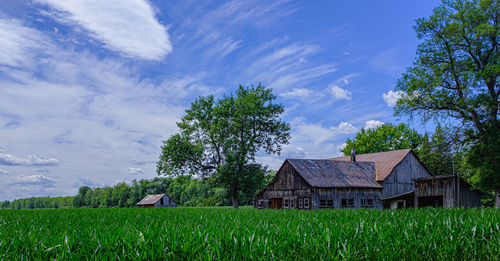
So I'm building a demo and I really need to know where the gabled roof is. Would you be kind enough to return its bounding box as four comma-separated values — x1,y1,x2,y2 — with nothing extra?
327,149,412,181
137,194,165,205
287,159,383,188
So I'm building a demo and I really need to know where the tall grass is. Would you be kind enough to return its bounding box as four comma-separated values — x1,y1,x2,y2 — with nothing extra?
0,207,498,260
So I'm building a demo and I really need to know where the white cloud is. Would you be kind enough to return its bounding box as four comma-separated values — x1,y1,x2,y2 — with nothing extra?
13,175,56,187
38,0,172,60
0,19,51,68
35,168,50,173
0,153,59,166
279,88,314,98
330,85,352,100
365,120,383,130
334,122,357,134
382,90,403,107
0,169,10,175
127,167,144,175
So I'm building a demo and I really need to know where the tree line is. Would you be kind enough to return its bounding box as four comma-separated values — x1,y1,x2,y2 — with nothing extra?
1,175,272,209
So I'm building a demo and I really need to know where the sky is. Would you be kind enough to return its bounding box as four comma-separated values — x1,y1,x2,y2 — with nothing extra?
0,0,441,201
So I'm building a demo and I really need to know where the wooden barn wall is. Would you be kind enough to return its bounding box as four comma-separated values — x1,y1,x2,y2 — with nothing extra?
415,178,455,207
415,177,481,208
255,162,311,206
311,188,383,209
154,195,177,208
382,153,431,198
459,179,481,208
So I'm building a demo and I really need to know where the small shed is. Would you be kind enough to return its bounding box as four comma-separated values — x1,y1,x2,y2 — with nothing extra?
414,175,481,208
137,194,177,208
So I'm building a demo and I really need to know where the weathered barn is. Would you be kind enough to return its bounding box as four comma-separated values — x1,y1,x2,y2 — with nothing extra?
137,194,177,208
414,175,481,208
328,149,431,209
255,149,481,209
255,159,384,209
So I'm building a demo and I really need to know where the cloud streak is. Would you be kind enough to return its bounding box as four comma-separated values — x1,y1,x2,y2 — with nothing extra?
0,153,60,166
38,0,172,60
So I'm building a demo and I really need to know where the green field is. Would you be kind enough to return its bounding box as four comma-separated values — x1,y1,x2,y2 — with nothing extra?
0,207,498,260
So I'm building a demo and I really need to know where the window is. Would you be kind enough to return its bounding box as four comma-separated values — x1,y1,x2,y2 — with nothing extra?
290,198,296,209
320,199,334,208
304,198,310,209
160,197,164,205
341,198,354,208
361,199,374,208
258,200,264,208
298,198,303,209
283,198,289,209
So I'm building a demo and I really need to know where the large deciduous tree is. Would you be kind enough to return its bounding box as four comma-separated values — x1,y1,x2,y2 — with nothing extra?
394,0,499,206
157,84,290,209
341,123,423,156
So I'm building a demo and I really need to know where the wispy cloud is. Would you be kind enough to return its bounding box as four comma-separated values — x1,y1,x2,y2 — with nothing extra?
0,169,10,175
0,153,59,166
127,167,144,175
382,90,403,107
279,88,315,99
37,0,172,60
12,175,56,187
0,19,51,68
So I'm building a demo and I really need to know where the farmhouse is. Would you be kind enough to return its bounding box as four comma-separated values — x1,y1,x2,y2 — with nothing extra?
137,194,177,208
255,149,481,209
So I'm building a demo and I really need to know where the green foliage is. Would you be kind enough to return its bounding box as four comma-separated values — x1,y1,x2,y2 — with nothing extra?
394,0,499,189
0,196,73,210
418,124,456,176
157,84,290,208
0,208,498,260
341,123,423,156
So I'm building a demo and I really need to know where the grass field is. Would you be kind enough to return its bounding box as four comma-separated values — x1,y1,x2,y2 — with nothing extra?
0,207,498,260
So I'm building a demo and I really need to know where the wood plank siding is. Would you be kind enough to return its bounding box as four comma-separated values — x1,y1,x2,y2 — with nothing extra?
381,152,431,198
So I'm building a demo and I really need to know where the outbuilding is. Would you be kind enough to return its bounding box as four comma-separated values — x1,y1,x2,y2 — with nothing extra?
137,194,177,208
255,149,481,209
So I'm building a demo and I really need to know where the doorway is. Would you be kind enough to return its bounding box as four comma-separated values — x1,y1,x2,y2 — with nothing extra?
418,195,443,208
271,198,282,209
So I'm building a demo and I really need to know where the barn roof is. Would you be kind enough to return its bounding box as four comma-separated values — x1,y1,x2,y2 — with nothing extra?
287,159,383,188
137,194,165,205
327,149,412,181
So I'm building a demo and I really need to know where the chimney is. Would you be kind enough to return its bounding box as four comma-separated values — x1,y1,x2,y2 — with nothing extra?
350,148,356,162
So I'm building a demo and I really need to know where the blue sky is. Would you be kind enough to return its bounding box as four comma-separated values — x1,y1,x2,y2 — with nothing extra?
0,0,441,201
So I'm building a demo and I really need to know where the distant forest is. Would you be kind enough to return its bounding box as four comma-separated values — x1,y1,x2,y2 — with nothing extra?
0,175,274,210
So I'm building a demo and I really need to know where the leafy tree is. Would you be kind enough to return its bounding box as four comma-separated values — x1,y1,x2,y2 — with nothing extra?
341,123,423,156
394,0,499,205
419,124,456,176
157,84,290,208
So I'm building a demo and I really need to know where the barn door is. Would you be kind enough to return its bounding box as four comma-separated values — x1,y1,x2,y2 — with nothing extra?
271,198,282,209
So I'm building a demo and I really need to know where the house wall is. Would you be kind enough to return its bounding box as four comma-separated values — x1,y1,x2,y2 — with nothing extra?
311,187,383,209
382,152,431,198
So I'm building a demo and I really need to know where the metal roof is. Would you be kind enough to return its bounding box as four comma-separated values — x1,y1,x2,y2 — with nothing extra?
287,159,383,188
327,149,412,181
137,194,165,205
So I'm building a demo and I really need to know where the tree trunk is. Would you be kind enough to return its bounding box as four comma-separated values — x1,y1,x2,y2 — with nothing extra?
231,194,239,209
495,186,500,208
